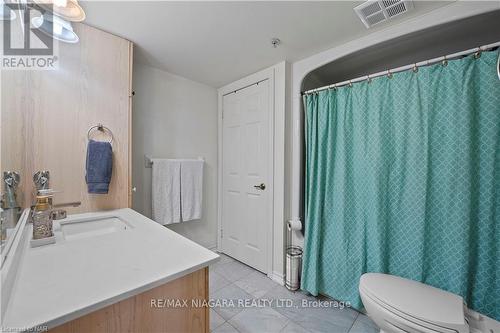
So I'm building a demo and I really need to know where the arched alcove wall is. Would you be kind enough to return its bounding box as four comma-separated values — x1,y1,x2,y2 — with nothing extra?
302,10,500,91
287,5,500,247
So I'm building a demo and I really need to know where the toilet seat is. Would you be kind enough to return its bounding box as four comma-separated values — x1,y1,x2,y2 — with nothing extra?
359,273,470,333
360,284,464,333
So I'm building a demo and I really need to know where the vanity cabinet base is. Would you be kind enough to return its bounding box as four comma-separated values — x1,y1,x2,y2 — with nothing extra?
49,267,209,333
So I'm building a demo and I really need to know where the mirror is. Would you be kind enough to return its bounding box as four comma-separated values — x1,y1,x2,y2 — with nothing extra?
1,171,22,240
1,70,26,263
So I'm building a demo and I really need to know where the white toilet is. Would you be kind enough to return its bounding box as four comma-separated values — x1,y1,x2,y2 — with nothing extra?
359,273,500,333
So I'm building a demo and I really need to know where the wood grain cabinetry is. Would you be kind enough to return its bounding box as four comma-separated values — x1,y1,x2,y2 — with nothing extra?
49,268,209,333
1,23,133,212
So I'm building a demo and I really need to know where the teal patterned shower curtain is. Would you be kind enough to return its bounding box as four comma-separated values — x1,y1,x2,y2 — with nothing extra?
301,50,500,320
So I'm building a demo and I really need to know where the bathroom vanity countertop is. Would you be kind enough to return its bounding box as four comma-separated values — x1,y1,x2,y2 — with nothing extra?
2,208,219,331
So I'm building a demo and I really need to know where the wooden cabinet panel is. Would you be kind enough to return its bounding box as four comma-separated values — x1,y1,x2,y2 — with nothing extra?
49,268,209,333
1,23,133,212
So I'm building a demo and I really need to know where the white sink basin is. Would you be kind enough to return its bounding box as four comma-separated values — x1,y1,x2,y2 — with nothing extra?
60,216,132,241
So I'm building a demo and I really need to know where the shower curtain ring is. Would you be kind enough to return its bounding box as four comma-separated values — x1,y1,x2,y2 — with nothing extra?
387,70,393,79
474,48,482,59
413,64,418,73
497,50,500,81
348,80,353,87
442,56,448,67
367,75,372,83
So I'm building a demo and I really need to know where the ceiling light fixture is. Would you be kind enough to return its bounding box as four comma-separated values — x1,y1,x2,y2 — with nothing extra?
30,0,85,44
33,0,85,22
32,13,79,43
53,0,68,8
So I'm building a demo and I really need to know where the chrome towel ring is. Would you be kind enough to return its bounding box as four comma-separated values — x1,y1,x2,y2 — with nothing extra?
87,124,114,144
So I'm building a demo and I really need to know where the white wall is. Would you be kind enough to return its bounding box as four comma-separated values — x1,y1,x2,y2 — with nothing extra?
132,63,218,249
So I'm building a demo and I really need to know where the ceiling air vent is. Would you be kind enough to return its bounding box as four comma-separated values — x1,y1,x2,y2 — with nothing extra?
354,0,414,28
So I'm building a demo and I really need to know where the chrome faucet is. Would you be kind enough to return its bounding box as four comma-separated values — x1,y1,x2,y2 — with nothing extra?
50,201,82,220
30,172,81,243
30,172,81,221
31,190,82,240
33,190,81,220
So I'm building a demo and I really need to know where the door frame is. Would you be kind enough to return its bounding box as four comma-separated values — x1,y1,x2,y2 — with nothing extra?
217,63,287,284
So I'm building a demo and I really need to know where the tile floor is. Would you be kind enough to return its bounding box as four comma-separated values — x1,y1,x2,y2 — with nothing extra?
209,253,379,333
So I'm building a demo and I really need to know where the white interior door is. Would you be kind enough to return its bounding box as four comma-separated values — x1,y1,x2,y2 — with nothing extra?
221,80,271,273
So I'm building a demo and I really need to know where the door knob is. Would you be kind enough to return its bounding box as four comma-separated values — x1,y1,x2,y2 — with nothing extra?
254,183,266,190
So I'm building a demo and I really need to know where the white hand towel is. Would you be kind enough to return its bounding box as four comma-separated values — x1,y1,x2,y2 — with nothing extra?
180,160,204,221
152,159,181,225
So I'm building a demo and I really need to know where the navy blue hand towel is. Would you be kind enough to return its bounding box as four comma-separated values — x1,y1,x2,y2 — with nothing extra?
85,140,113,194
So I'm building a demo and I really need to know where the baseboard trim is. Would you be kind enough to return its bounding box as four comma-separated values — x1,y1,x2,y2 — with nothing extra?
206,244,218,251
268,271,285,286
211,249,285,287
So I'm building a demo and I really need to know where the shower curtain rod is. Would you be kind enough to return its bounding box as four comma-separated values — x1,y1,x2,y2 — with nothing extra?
302,41,500,95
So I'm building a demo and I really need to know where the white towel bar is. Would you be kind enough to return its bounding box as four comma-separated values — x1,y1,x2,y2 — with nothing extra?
145,155,204,168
